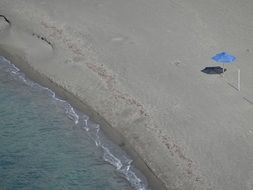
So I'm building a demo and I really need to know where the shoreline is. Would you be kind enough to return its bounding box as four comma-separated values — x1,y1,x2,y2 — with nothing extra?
0,8,211,189
0,48,167,190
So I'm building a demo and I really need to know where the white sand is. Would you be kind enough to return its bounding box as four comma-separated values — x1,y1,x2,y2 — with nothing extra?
1,1,253,189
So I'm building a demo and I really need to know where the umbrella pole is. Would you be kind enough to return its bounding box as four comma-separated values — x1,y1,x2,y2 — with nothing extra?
222,63,224,77
238,69,240,91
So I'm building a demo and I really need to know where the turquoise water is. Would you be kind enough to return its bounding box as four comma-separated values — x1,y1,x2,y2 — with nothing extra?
0,57,147,190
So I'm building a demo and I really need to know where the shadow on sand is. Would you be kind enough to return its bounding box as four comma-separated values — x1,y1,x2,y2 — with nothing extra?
201,66,226,74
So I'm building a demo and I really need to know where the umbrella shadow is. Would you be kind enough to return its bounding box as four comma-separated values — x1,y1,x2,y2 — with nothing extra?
201,66,226,74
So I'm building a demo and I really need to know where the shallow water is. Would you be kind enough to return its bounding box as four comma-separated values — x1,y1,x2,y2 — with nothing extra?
0,57,148,190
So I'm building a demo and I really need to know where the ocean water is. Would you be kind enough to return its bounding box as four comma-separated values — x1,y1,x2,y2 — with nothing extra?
0,57,148,190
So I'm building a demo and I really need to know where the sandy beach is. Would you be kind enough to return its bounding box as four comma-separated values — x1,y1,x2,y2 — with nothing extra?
1,1,253,189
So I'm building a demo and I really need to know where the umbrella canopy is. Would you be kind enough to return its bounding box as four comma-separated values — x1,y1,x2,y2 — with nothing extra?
212,52,236,63
211,52,236,77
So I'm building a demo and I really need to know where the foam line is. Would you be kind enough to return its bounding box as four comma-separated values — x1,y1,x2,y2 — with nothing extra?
0,56,148,190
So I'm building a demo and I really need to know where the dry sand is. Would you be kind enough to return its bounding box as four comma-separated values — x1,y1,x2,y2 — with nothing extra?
0,1,253,189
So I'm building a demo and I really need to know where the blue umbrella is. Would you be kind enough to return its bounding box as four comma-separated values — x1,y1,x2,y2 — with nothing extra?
212,52,236,76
